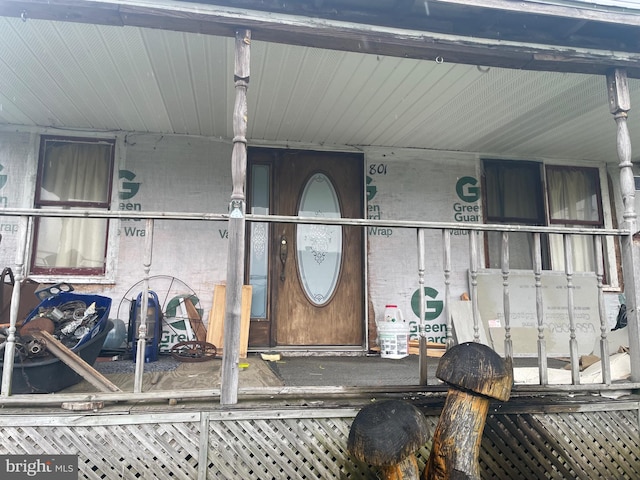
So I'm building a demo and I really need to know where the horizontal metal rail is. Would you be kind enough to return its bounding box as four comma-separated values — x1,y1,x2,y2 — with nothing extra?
0,207,629,236
0,208,634,405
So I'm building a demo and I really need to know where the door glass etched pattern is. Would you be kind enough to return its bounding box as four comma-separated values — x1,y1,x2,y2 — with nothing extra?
297,173,342,306
249,165,270,318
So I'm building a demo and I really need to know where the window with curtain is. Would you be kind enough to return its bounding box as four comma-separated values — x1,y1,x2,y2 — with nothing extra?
546,166,602,272
32,136,115,275
483,160,547,269
483,160,603,273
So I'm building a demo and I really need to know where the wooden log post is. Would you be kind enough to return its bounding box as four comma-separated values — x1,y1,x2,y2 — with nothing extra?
606,69,640,382
221,28,250,406
348,399,430,480
422,342,513,480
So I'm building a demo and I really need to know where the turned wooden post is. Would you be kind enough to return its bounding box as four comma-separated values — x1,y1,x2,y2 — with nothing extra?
606,68,640,382
221,28,250,405
423,342,513,480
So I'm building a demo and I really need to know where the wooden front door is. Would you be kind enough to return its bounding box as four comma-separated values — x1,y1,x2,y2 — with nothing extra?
247,148,364,347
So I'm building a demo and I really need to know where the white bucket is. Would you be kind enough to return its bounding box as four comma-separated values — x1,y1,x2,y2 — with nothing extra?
378,306,409,359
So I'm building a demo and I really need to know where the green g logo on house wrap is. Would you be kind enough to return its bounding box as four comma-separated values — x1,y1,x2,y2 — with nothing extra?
119,169,145,237
456,176,479,203
366,175,377,201
411,286,444,321
0,164,7,190
119,169,140,200
409,287,447,342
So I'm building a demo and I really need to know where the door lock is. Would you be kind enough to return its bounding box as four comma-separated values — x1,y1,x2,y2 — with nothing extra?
279,235,288,281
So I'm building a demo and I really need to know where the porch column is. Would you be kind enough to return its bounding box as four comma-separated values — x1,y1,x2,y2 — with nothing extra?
606,69,640,381
221,28,251,405
0,216,29,396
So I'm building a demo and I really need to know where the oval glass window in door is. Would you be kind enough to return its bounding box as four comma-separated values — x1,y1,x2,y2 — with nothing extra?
296,173,342,306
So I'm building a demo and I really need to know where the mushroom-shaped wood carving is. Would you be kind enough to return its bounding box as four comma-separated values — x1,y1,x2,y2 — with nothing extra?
422,342,513,480
348,399,430,480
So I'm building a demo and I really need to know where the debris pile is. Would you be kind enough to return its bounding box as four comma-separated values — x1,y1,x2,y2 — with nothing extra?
0,300,105,362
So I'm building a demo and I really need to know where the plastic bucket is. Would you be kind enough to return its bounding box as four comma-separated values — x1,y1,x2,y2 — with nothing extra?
378,321,410,359
384,304,403,323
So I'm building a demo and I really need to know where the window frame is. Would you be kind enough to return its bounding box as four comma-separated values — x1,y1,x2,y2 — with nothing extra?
481,159,617,287
545,165,604,228
30,135,116,278
483,159,546,226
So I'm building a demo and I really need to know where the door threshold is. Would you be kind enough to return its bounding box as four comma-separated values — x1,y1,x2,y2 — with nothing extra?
248,346,368,357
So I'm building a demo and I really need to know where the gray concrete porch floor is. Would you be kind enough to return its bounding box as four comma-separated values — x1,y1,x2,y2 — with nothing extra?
66,352,567,393
59,352,437,393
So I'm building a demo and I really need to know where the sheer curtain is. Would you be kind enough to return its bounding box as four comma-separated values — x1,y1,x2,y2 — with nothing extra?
35,142,111,270
547,168,600,272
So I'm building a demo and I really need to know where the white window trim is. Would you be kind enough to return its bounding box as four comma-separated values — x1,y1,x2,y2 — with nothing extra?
27,131,123,285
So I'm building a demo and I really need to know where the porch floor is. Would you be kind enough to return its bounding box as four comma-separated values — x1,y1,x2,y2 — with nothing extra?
60,351,571,393
1,352,630,417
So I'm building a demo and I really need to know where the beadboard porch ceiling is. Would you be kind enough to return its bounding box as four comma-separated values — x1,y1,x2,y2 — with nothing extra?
0,15,638,162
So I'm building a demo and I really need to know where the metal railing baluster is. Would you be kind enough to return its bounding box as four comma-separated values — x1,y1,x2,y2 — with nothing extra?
533,233,548,385
417,228,428,385
443,229,453,349
0,216,30,396
594,235,611,385
564,234,580,385
502,232,512,359
134,218,154,393
469,230,480,343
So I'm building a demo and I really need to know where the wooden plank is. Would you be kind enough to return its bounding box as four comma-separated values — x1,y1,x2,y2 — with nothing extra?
426,0,640,27
184,298,207,342
239,285,252,359
33,331,122,393
206,284,253,358
206,284,226,350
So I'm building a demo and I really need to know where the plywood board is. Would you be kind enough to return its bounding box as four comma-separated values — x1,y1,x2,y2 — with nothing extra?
205,284,252,359
239,285,252,359
206,284,226,350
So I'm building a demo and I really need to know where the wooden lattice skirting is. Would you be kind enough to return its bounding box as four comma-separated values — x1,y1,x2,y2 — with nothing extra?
0,403,638,479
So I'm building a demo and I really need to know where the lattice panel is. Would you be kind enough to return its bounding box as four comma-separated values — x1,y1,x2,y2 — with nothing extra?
0,408,638,479
207,416,367,479
0,422,200,479
480,411,640,479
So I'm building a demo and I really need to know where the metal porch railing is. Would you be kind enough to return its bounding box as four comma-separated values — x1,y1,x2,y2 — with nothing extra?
0,208,638,405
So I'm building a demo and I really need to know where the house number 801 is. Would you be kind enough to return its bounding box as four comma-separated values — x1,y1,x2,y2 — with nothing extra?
369,164,387,175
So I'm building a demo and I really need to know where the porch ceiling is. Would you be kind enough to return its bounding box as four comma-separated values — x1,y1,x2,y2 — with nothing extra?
1,15,639,162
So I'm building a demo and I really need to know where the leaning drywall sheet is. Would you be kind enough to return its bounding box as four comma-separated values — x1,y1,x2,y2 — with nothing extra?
476,270,601,357
450,299,490,345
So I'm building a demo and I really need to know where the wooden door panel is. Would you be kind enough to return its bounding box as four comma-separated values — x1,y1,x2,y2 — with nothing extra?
272,150,363,346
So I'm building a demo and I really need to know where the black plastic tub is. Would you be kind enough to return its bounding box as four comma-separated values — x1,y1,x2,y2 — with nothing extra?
0,320,114,394
0,291,113,394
